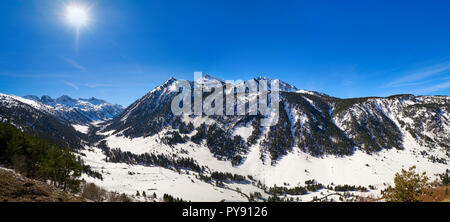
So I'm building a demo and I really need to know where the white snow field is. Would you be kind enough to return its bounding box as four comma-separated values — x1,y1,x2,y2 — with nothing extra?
80,147,260,202
79,124,448,202
72,124,90,134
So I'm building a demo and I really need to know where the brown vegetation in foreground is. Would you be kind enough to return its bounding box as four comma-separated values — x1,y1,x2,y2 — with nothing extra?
0,168,84,202
0,168,136,202
419,185,450,202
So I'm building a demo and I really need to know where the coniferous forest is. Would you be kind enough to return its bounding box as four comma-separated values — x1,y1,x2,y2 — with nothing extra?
0,123,83,192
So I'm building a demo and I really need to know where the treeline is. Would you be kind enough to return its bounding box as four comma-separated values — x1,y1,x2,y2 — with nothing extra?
199,171,248,183
0,123,82,192
247,117,262,146
98,141,204,173
266,181,325,196
418,151,448,164
440,169,449,185
161,131,188,146
194,123,247,166
332,184,368,192
260,179,370,198
284,93,356,158
261,102,294,164
171,117,194,134
162,193,186,202
78,158,104,181
164,121,249,166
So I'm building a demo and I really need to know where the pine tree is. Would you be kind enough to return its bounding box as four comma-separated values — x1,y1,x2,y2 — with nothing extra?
384,166,430,202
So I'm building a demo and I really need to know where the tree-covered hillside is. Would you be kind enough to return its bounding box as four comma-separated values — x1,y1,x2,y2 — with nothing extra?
0,123,82,192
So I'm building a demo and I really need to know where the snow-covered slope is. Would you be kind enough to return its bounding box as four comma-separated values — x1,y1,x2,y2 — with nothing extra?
80,146,256,202
83,129,447,201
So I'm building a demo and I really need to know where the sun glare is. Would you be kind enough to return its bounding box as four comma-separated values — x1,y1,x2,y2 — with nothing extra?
65,4,90,29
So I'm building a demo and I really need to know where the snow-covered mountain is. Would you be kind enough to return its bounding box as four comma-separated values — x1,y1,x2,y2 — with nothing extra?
100,76,449,161
79,76,449,201
23,95,124,125
0,93,86,149
1,75,448,202
0,93,123,149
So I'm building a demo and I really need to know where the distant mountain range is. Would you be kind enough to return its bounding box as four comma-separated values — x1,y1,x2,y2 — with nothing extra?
0,93,123,149
23,95,124,125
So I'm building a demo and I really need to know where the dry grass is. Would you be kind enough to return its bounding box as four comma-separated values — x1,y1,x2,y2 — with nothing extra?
419,185,450,202
354,185,450,202
0,168,84,202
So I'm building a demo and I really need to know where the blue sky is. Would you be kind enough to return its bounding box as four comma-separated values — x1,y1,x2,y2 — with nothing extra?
1,0,449,106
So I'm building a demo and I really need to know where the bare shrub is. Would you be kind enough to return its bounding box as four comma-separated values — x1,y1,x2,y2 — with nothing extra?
107,191,133,202
81,183,107,202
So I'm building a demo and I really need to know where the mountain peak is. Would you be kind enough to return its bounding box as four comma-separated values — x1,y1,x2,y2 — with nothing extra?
193,74,225,88
144,77,179,97
254,76,272,81
79,97,108,105
58,95,73,99
40,95,55,103
204,74,223,81
23,95,40,101
252,76,299,92
164,77,177,84
56,95,77,103
156,77,178,89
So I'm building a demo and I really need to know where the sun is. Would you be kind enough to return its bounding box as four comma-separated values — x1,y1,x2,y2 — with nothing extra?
65,4,90,29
